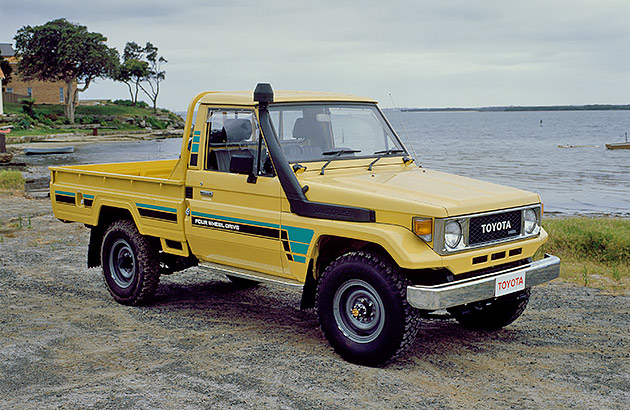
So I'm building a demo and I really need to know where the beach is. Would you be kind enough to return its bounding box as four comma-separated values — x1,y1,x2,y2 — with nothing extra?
1,194,628,409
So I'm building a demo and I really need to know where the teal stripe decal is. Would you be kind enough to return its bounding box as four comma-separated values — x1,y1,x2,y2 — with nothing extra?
193,136,200,143
55,190,75,197
283,226,314,244
193,131,201,135
293,255,307,264
84,194,95,199
136,203,177,214
289,242,309,255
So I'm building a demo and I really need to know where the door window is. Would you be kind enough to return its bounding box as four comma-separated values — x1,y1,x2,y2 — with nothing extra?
205,109,273,176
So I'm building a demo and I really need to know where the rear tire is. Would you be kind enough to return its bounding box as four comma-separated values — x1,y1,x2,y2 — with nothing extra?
316,251,420,366
448,288,531,330
101,219,160,306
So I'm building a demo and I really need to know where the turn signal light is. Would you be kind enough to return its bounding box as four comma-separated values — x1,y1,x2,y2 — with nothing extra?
412,217,433,242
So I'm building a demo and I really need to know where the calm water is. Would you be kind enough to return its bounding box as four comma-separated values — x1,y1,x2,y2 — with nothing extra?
386,110,630,216
23,110,630,216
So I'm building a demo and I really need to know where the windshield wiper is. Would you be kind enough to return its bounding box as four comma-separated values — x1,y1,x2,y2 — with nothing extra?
373,149,405,155
320,149,361,175
368,149,407,171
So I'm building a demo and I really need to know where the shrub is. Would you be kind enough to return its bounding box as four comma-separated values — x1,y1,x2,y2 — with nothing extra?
0,170,25,190
78,115,95,124
144,116,167,129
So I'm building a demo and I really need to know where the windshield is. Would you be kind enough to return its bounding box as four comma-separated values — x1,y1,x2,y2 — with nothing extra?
269,103,406,163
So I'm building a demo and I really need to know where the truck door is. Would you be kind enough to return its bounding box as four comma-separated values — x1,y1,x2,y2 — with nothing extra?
185,108,288,278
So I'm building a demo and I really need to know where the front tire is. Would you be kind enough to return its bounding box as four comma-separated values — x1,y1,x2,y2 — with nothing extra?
101,219,160,306
448,288,531,330
316,252,419,366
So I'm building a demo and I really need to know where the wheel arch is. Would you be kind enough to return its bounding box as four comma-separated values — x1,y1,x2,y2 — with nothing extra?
87,205,136,268
300,235,395,309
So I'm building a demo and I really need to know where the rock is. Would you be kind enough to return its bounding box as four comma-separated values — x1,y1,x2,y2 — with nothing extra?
0,152,13,163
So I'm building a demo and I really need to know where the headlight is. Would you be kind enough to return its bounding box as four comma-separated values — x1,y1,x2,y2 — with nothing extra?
524,208,539,234
444,220,463,249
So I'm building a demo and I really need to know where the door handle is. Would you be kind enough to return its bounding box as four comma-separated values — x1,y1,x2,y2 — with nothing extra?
200,190,214,198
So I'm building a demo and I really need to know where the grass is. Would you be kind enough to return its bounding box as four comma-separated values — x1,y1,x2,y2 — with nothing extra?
0,170,25,190
539,217,630,292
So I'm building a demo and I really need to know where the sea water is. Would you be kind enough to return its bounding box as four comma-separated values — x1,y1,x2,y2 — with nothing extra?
386,109,630,216
24,110,630,216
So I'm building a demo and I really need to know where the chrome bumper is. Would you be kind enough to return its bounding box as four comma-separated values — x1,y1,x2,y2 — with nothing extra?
407,254,560,311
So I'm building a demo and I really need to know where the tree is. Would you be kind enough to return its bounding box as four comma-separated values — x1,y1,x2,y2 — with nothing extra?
138,42,166,113
14,18,118,123
0,57,12,87
115,42,149,106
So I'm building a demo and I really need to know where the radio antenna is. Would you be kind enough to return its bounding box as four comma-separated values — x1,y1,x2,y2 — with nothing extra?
389,93,420,165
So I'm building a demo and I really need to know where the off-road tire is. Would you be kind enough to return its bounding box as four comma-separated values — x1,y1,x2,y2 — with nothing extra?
316,251,420,366
449,288,531,330
101,219,160,306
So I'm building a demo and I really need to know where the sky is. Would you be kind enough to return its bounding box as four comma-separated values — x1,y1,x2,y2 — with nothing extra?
1,0,629,111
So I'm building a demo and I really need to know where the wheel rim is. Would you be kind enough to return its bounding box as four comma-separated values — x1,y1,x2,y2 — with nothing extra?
108,238,136,289
333,279,385,343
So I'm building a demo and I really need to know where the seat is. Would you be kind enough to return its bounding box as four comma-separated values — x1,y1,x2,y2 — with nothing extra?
208,148,254,172
292,117,328,149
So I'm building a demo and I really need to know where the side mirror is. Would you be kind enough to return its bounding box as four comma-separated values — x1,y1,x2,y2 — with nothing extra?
229,154,254,175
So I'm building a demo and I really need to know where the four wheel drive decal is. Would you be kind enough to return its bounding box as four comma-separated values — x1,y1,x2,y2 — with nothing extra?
191,210,314,263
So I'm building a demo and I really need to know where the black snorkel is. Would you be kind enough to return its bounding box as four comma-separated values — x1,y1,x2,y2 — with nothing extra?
254,83,375,222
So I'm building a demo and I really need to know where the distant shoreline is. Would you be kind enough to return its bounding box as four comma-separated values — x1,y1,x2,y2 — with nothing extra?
397,104,630,113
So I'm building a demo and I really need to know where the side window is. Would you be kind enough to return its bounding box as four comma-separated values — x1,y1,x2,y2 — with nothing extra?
204,109,273,176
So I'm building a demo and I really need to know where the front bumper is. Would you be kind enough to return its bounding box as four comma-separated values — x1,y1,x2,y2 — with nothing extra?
407,254,560,310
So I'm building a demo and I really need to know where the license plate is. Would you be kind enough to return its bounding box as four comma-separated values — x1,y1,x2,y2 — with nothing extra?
495,271,526,297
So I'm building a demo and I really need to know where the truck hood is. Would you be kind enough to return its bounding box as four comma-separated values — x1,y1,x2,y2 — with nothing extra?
299,165,541,218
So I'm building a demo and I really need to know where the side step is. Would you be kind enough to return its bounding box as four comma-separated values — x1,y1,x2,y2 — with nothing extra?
198,261,304,291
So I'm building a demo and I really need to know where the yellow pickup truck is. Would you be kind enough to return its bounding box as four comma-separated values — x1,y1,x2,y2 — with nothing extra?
50,83,559,366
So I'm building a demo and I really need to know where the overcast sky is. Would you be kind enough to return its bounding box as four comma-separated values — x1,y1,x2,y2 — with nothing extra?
1,0,629,111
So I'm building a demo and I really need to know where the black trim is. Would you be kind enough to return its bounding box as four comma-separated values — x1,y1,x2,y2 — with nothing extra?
189,153,198,167
185,186,193,199
84,199,93,208
55,194,75,205
254,83,375,223
138,208,178,222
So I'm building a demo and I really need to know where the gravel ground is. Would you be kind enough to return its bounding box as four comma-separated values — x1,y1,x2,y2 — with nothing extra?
1,195,629,410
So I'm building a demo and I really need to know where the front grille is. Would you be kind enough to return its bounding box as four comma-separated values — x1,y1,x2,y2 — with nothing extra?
469,210,521,245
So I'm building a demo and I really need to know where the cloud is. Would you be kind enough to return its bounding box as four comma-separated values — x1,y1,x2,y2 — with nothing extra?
1,0,628,109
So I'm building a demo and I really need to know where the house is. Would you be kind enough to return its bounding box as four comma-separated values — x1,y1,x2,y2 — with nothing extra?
0,65,4,114
1,43,75,105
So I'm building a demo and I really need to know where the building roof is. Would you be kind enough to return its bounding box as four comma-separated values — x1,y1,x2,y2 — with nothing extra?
197,90,376,106
0,43,15,57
